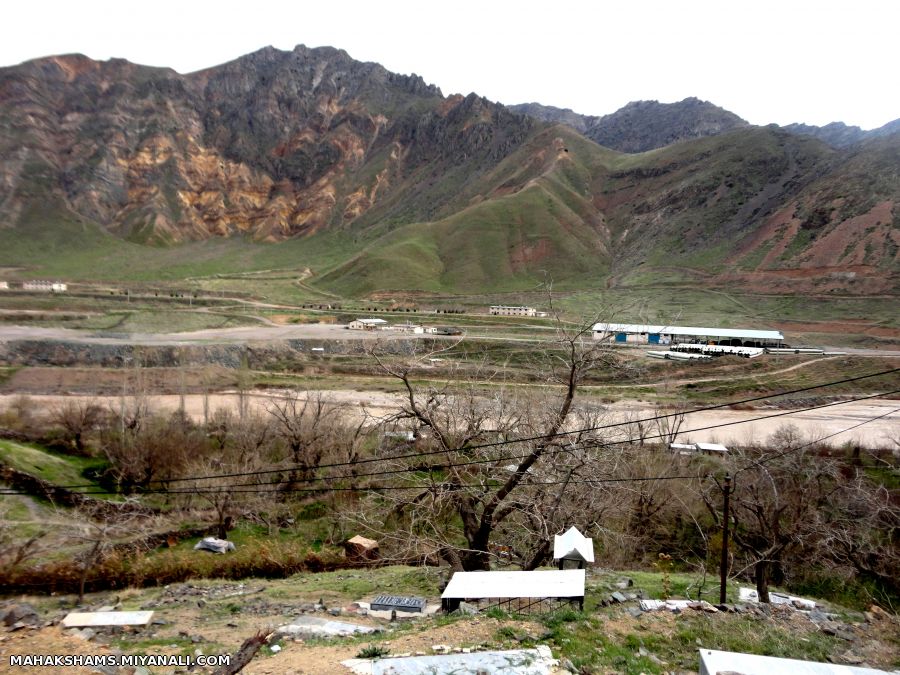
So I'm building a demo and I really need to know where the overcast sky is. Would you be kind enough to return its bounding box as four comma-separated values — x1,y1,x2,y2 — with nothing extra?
4,0,898,130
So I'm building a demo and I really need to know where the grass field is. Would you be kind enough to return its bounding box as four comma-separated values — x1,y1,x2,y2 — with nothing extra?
0,440,105,486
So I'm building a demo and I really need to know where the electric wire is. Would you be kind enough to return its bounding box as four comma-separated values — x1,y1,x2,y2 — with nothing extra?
22,368,900,494
1,388,895,497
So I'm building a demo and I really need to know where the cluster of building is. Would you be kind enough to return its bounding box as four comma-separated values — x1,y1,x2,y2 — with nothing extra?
346,318,462,335
592,322,785,348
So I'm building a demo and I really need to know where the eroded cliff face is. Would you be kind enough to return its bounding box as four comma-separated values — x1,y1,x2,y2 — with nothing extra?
0,46,534,242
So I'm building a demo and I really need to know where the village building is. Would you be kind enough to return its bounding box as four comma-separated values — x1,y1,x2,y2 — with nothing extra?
489,305,537,317
347,318,389,331
22,280,67,292
592,322,784,347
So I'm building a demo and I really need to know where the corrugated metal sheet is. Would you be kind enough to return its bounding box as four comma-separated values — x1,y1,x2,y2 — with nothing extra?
441,569,585,599
592,322,784,341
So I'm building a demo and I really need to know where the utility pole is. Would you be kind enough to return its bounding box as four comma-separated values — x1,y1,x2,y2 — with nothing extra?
719,473,732,605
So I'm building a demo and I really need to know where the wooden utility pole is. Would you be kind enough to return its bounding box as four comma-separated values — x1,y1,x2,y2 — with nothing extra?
719,473,732,605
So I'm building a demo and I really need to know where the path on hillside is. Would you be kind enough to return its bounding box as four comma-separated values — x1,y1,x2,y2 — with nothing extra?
605,355,845,389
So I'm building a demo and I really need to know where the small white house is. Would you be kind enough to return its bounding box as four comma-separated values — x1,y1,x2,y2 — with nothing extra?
347,318,389,331
0,281,9,290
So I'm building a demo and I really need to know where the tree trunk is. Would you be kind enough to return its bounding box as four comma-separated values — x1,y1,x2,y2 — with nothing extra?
755,560,771,602
460,536,491,571
522,539,551,571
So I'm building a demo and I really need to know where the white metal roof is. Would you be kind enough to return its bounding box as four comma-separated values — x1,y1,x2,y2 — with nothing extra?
353,318,388,324
695,442,729,453
699,649,888,675
553,526,595,563
593,322,784,341
441,569,585,599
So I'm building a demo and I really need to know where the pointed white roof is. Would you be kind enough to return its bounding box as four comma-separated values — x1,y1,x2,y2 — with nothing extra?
553,526,594,563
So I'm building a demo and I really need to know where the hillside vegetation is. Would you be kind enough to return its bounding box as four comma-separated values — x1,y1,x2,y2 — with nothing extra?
0,47,897,299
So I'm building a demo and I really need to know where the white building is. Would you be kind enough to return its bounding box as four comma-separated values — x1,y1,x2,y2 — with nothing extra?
592,322,784,347
669,442,729,455
490,305,537,317
390,323,424,334
23,281,67,293
347,318,389,331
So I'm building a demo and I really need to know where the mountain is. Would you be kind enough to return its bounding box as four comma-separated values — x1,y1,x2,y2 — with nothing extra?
0,46,535,244
782,118,900,148
0,48,897,298
323,125,899,296
582,98,749,153
507,102,596,134
511,97,749,153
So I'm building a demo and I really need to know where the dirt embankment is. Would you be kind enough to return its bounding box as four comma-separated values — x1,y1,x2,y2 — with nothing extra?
0,337,425,371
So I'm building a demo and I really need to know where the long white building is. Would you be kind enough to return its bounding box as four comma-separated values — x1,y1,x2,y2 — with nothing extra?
592,322,784,347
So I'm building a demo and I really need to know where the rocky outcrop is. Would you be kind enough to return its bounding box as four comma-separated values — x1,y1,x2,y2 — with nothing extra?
511,98,749,152
782,118,900,148
582,97,749,152
507,102,597,133
0,46,534,242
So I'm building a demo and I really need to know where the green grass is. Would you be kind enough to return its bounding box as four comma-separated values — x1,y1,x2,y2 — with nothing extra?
76,309,260,333
0,440,105,486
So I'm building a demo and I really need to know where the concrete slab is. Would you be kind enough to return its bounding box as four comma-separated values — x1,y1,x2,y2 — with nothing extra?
276,616,379,639
739,587,816,609
639,599,694,611
699,648,890,675
343,645,556,674
62,611,154,628
355,601,441,620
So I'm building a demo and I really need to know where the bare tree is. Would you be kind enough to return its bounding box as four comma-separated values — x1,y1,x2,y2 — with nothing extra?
267,391,344,491
358,318,620,571
816,472,900,604
654,406,685,446
51,399,104,455
101,409,206,491
702,425,842,602
0,503,48,572
66,506,148,604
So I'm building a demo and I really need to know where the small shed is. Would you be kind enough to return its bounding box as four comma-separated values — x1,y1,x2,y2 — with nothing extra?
441,569,585,613
553,526,594,569
695,442,728,455
669,442,729,455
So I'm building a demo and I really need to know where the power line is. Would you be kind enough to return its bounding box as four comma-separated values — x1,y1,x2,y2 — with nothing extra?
72,389,900,490
0,473,705,497
29,369,900,492
734,404,900,476
3,389,896,498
